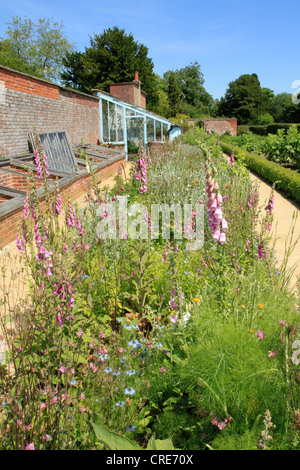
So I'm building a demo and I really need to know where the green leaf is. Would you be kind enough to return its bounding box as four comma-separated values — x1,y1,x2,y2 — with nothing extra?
91,423,141,451
146,436,176,450
138,416,153,428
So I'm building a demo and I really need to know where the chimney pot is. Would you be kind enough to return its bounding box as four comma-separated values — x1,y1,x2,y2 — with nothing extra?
134,71,139,81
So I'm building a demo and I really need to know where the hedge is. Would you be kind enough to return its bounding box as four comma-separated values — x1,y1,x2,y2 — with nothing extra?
220,141,300,202
237,123,300,136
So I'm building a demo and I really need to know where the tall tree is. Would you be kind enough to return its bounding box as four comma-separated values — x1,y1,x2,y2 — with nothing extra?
218,73,266,124
270,92,300,123
163,61,215,117
0,16,75,81
61,27,158,108
167,72,182,116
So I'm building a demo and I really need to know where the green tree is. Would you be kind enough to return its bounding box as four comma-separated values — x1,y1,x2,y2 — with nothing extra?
167,72,182,116
270,92,300,123
163,61,215,118
218,73,266,124
61,26,158,108
0,16,74,81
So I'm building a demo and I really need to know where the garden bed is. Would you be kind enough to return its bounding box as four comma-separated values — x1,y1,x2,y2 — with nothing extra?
0,130,299,451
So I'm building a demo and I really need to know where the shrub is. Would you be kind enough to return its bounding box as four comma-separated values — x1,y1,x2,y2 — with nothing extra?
220,141,300,201
256,113,275,126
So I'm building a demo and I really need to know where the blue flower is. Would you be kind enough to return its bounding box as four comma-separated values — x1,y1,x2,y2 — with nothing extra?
104,367,113,373
125,387,135,395
128,340,142,349
70,380,76,385
126,425,136,432
82,274,88,279
115,401,125,407
126,370,136,376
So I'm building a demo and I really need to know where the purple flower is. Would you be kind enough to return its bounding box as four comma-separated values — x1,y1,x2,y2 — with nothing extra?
16,235,23,254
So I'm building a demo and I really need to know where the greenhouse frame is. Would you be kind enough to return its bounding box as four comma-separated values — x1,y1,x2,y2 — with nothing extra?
93,89,181,159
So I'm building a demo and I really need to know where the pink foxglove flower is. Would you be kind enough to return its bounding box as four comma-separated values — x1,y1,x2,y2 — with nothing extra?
25,442,35,450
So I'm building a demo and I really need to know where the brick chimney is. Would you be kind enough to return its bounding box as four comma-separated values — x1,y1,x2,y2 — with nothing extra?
109,71,146,109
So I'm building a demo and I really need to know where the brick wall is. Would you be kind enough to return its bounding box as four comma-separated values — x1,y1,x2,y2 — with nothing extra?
0,66,100,157
202,119,237,136
110,81,146,109
0,156,126,249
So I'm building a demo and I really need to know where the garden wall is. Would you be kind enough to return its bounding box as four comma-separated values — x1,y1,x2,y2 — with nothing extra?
0,155,126,249
201,118,237,136
0,65,100,157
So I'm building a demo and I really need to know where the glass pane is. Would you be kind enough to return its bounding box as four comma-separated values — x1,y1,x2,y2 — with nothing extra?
147,118,154,141
155,121,162,141
109,102,116,142
127,117,143,142
163,124,169,140
102,100,109,142
116,105,124,142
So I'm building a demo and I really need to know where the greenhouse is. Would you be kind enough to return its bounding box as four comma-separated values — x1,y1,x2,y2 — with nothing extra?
93,89,181,159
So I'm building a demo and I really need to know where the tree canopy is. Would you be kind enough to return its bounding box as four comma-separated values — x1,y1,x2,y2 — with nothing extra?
217,73,268,124
61,26,158,108
0,16,74,82
161,61,215,118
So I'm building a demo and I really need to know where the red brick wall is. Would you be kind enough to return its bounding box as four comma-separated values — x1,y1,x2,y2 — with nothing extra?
203,119,237,136
110,82,146,109
0,66,100,157
110,83,135,104
0,157,126,249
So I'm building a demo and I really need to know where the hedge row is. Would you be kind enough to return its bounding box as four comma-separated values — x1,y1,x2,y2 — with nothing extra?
220,141,300,202
237,123,300,136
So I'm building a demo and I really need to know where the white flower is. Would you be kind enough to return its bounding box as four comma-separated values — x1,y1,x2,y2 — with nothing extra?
182,311,191,326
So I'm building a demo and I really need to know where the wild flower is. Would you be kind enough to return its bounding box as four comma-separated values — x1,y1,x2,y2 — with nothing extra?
125,387,135,395
126,425,136,432
115,401,125,407
25,442,35,450
230,149,235,168
256,330,264,340
205,159,228,244
16,235,23,254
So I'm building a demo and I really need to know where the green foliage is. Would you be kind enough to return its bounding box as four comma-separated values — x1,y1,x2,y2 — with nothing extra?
61,26,158,108
270,93,300,123
1,131,299,450
220,140,300,201
162,62,216,118
92,423,177,450
263,125,300,166
0,16,74,81
256,112,274,126
218,74,273,124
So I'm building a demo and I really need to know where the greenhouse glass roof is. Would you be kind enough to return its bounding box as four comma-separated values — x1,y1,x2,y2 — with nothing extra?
93,89,181,159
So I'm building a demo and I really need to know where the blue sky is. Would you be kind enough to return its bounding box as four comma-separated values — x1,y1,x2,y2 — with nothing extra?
0,0,299,100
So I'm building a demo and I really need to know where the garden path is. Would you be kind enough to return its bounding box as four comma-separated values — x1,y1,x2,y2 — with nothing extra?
247,170,299,293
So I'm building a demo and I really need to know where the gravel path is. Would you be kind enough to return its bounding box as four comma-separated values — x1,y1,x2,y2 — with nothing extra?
249,171,300,293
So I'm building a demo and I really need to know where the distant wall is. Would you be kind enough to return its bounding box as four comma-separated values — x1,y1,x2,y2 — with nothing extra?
201,118,237,136
0,66,100,157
